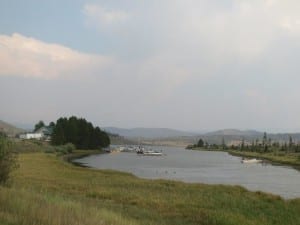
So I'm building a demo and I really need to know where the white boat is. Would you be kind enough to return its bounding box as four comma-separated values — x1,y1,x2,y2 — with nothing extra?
142,151,163,156
119,146,136,152
241,158,262,163
136,147,163,156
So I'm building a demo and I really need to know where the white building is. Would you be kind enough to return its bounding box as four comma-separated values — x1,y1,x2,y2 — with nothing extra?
19,133,43,140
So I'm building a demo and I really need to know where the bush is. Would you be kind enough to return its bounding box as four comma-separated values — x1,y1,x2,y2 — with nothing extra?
0,135,17,185
64,143,75,153
53,143,76,155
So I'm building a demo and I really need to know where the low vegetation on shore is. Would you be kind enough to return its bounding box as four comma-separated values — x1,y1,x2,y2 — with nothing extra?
187,132,300,167
0,138,300,225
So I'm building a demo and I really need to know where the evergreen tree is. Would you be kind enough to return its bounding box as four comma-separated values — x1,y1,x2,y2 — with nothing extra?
222,137,226,150
241,138,245,151
197,139,204,147
34,120,45,132
51,116,110,149
289,136,293,149
263,132,267,147
49,121,55,128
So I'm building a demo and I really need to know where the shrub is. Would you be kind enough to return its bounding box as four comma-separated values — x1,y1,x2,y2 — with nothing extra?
44,145,56,154
54,143,76,155
0,134,17,185
64,143,75,153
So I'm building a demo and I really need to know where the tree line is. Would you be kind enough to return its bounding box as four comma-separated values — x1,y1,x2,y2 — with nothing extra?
51,116,110,149
188,132,300,153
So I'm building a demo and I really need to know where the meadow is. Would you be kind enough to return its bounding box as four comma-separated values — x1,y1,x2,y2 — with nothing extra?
1,144,300,225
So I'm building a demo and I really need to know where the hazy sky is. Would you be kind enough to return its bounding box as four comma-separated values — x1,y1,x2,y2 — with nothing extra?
1,0,300,131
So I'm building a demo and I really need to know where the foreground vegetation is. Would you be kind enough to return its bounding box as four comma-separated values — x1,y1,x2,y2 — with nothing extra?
0,141,299,225
0,134,17,184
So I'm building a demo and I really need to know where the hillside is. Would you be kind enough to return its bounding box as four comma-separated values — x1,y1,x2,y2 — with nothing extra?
104,127,197,139
0,120,24,137
205,129,263,137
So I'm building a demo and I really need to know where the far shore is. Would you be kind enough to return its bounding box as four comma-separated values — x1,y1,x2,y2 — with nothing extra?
188,147,300,169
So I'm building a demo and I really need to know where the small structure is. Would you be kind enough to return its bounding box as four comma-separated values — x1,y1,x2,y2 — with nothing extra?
19,126,53,141
19,133,43,140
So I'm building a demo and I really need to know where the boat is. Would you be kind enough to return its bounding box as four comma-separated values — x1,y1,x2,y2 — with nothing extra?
241,158,262,163
119,146,134,152
136,146,146,154
142,150,163,156
136,147,163,156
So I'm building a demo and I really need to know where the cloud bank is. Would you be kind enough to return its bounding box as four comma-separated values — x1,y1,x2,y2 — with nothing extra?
1,1,300,130
0,33,113,79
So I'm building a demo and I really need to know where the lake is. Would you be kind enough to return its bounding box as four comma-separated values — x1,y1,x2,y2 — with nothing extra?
73,146,300,199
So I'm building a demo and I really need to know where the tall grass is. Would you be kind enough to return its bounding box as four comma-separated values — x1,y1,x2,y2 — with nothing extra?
229,150,300,167
0,151,299,225
0,186,140,225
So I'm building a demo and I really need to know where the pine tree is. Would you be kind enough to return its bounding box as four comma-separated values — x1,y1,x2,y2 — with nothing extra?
51,116,110,149
197,139,204,147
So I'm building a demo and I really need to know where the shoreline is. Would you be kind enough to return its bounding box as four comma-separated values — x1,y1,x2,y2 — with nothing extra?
61,149,105,167
228,150,300,170
188,147,300,169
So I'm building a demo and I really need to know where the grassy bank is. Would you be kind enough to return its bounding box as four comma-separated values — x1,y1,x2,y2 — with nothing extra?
1,150,300,225
228,150,300,168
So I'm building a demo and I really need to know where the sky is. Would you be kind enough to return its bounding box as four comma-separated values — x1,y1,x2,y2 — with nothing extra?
1,0,300,132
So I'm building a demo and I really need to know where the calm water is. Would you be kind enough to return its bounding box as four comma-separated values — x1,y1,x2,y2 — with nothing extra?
74,146,300,199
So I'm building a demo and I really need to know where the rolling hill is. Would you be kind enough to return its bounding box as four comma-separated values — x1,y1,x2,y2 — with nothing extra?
0,120,25,137
103,127,198,139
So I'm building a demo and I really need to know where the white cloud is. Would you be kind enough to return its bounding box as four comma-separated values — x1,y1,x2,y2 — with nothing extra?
0,33,113,79
83,4,129,27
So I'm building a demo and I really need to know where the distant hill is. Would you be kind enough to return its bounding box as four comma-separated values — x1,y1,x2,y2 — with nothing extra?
108,134,138,145
197,129,300,145
205,129,263,137
0,120,25,137
103,127,198,139
104,127,300,146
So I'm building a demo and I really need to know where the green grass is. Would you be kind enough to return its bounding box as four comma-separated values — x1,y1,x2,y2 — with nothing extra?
1,150,300,225
229,150,300,168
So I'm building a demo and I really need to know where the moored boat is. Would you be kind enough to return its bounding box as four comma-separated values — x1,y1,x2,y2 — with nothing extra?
241,158,262,163
142,150,163,156
136,147,163,156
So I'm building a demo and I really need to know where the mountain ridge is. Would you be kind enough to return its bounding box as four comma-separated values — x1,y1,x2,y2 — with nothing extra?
205,129,263,137
103,127,198,139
